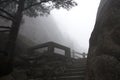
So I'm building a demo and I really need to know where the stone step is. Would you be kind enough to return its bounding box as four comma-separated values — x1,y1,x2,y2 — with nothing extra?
66,65,86,68
64,68,86,73
55,75,85,80
52,60,86,80
67,64,86,66
73,61,86,64
67,66,86,69
73,62,86,65
67,64,86,68
58,71,85,77
72,63,86,66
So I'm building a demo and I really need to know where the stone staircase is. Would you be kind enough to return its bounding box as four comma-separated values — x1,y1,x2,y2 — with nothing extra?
53,58,86,80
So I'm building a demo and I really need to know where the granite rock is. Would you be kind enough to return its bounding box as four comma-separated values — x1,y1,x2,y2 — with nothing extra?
86,0,120,80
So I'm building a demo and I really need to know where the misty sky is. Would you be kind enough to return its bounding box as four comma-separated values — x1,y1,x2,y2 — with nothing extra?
50,0,100,52
20,0,100,53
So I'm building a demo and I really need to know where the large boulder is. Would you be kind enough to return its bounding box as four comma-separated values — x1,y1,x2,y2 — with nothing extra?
86,0,120,80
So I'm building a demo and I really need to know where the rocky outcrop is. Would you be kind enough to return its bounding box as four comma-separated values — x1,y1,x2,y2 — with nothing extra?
86,0,120,80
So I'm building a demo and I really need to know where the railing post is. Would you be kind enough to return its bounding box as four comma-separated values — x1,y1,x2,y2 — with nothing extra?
72,50,75,58
82,53,86,58
48,45,54,54
65,48,71,58
65,48,72,65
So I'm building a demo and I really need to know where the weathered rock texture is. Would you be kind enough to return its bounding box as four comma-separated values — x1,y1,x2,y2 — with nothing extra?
86,0,120,80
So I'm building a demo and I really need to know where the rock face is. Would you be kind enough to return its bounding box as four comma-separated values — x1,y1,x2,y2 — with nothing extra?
86,0,120,80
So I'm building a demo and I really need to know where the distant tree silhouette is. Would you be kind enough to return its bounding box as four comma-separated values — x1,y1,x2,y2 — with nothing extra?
0,0,77,60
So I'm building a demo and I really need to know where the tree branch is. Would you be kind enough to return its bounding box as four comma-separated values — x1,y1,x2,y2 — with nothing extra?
0,26,11,29
0,0,10,5
0,14,14,21
0,8,14,19
0,0,18,5
24,1,48,11
0,30,10,32
13,0,19,3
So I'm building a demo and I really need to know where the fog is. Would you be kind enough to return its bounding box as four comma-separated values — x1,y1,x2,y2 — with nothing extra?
0,0,101,79
19,16,73,49
19,0,100,53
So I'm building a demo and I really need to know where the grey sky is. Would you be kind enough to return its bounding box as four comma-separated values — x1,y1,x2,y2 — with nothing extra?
50,0,100,52
20,0,100,53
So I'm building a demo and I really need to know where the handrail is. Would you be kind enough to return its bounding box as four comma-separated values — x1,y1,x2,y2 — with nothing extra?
72,50,87,58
